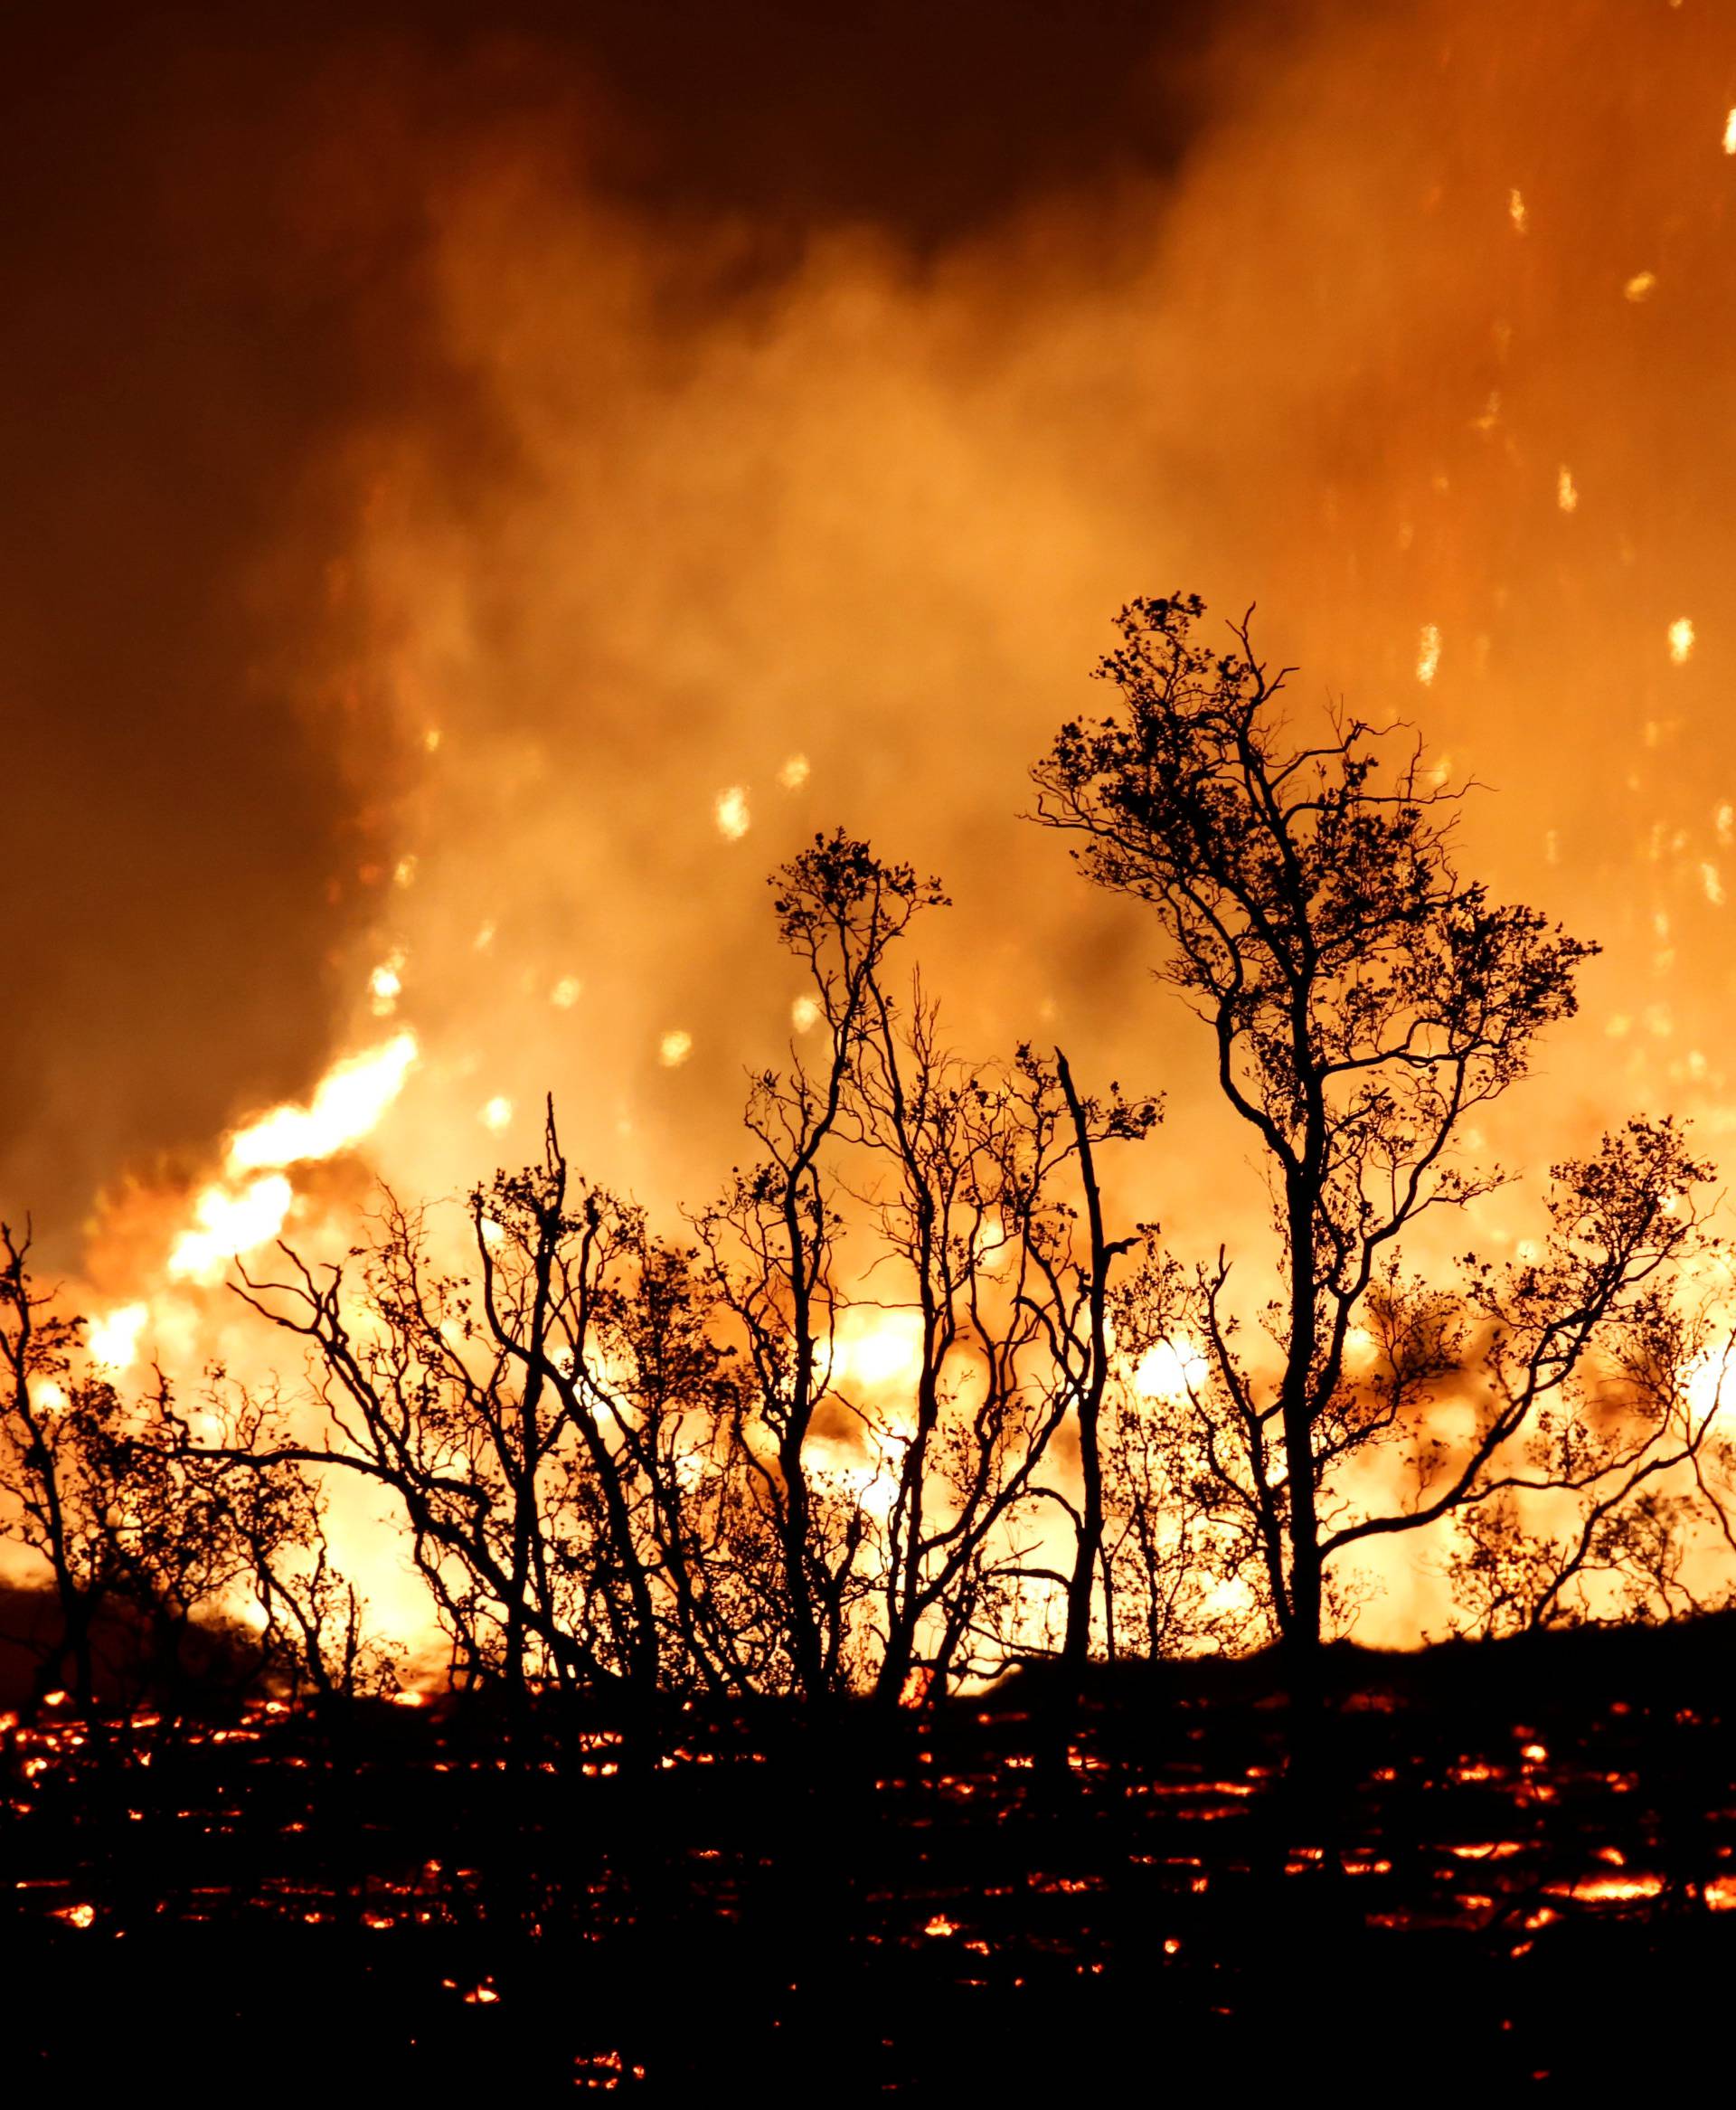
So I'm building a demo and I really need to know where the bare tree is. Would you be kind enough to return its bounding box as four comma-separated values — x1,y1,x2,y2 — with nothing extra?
846,1021,1157,1699
214,1112,765,1708
219,1174,619,1703
695,835,1160,1702
187,1384,398,1702
1431,1122,1736,1633
693,833,945,1699
1,1223,118,1708
1031,592,1728,1660
2,1223,375,1711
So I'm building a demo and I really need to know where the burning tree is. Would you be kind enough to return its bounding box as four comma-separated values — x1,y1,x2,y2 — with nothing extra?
1031,592,1734,1661
193,832,1158,1708
12,598,1728,1711
2,1222,121,1708
2,1221,383,1710
217,1131,773,1707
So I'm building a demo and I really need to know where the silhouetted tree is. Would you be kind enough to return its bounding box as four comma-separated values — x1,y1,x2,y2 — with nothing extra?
1090,1243,1261,1661
1031,593,1731,1659
182,1383,397,1701
693,834,946,1698
1433,1122,1736,1633
2,1223,121,1708
2,1222,378,1709
849,1026,1156,1699
219,1114,766,1708
696,834,1158,1702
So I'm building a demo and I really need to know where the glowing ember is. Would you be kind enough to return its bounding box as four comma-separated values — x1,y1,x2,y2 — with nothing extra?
369,951,405,1017
658,1029,694,1067
1545,1874,1664,1905
1416,623,1441,685
714,786,752,840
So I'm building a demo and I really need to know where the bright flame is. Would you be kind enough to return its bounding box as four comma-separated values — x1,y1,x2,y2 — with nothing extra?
1669,616,1695,665
778,753,810,790
1681,1346,1730,1431
1723,109,1736,156
480,1095,514,1133
791,994,822,1033
659,1029,694,1067
1134,1339,1210,1400
1624,270,1657,302
1556,466,1579,513
551,975,582,1008
87,1302,148,1372
225,1034,418,1175
168,1175,295,1283
834,1309,926,1392
1506,187,1527,233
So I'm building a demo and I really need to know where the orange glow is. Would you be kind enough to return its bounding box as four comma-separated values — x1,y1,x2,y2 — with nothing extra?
21,0,1736,1687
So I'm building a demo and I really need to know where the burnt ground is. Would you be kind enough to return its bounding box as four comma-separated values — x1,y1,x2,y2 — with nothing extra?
5,1622,1736,2098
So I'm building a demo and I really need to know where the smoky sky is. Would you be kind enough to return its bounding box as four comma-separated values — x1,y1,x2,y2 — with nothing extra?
10,0,1736,1325
0,0,1234,1250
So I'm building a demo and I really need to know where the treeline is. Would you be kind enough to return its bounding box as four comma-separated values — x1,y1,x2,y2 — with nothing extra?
4,595,1732,1715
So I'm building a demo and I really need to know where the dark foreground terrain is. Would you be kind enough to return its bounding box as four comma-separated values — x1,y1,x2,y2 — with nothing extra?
5,1623,1736,2097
